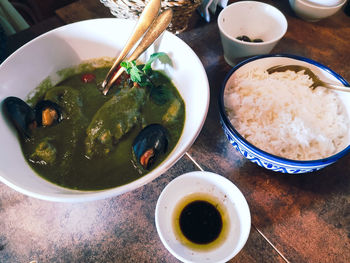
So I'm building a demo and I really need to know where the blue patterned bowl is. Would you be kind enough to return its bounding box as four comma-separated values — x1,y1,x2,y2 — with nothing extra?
218,54,350,174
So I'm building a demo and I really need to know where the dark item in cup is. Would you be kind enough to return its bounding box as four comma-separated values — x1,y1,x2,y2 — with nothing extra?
236,35,263,43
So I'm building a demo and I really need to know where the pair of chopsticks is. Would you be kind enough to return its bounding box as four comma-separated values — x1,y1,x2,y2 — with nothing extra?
101,0,173,95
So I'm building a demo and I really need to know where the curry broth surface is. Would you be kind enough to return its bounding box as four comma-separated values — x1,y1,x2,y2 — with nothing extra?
21,66,185,190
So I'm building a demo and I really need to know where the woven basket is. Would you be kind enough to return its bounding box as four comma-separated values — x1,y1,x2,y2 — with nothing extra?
100,0,202,34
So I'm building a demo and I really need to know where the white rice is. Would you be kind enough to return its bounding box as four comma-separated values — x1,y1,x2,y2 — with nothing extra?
224,68,350,160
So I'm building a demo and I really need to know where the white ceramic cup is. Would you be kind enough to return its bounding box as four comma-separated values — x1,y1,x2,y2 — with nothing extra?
289,0,347,22
218,1,288,66
155,171,251,263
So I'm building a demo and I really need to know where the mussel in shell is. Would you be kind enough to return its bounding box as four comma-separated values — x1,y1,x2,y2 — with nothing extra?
34,100,62,127
2,96,62,138
2,97,37,138
132,124,169,170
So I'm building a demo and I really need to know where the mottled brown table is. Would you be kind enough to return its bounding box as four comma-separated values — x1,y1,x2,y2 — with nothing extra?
1,0,349,262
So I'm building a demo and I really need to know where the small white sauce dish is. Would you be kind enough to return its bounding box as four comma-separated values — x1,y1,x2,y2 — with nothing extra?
218,1,287,66
304,0,345,6
289,0,347,22
155,171,251,263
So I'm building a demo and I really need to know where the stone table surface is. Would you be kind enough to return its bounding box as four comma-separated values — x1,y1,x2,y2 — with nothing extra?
1,0,349,262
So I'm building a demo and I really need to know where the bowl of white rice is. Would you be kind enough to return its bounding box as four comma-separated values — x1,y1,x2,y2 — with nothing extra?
219,54,350,174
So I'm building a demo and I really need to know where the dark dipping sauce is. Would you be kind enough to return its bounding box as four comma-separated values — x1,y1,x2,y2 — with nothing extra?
173,193,230,251
179,200,222,244
20,60,185,190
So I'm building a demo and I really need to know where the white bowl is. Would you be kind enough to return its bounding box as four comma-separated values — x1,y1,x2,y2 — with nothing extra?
155,171,251,263
304,0,345,6
289,0,347,21
219,54,350,173
218,1,288,66
0,18,210,202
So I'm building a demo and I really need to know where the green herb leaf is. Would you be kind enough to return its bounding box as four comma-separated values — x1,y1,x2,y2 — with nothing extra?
120,52,172,88
120,61,132,73
130,66,142,83
143,52,172,75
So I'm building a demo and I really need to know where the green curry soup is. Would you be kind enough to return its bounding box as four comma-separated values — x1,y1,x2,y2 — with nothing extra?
20,60,185,190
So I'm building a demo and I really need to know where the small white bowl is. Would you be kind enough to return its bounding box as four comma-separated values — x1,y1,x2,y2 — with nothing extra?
155,171,251,263
218,1,288,66
289,0,347,21
0,18,210,202
304,0,345,6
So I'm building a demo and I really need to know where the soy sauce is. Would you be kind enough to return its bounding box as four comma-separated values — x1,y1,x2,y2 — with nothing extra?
172,193,230,251
179,200,222,244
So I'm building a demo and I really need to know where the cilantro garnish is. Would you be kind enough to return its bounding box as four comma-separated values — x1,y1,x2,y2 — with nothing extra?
120,52,172,88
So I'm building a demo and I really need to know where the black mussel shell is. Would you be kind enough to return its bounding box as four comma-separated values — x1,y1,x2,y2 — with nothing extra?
132,124,169,170
2,96,37,138
34,100,62,127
